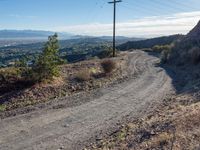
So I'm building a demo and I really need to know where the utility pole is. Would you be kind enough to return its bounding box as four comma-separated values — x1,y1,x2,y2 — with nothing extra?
108,0,122,57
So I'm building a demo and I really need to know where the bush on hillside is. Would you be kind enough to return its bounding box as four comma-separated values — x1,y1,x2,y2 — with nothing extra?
0,67,34,95
0,67,22,84
75,69,91,82
160,48,172,64
152,45,171,53
101,59,116,74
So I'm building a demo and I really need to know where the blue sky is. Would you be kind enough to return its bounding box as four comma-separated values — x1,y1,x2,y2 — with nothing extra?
0,0,200,37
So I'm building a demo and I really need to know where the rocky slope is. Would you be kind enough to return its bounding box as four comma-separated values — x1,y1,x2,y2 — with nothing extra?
169,21,200,65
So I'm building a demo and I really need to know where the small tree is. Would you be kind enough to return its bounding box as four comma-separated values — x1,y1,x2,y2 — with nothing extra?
33,33,62,82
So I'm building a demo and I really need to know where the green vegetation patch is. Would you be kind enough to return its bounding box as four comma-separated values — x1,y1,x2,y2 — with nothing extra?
0,105,6,112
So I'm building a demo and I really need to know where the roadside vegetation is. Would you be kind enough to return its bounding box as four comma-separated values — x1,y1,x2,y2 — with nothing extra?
101,59,117,74
151,44,172,64
75,69,91,82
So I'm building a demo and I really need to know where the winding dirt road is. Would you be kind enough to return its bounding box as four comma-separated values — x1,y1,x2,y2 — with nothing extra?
0,51,174,150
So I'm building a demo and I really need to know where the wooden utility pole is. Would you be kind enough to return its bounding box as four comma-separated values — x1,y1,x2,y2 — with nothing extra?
108,0,122,57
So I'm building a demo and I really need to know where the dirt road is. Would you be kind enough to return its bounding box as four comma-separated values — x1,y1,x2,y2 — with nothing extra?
0,51,174,150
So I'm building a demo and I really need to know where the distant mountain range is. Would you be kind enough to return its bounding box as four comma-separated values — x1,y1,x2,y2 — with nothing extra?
0,30,143,42
0,30,73,39
72,35,143,41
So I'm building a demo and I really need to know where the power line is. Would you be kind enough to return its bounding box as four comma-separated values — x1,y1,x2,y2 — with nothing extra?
119,3,160,16
167,0,199,11
83,1,103,23
122,0,172,14
150,0,188,12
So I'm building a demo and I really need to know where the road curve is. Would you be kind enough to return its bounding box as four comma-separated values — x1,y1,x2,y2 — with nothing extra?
0,51,174,150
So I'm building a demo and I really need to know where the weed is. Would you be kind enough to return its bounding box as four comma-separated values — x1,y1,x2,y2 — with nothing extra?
101,59,116,74
75,69,91,82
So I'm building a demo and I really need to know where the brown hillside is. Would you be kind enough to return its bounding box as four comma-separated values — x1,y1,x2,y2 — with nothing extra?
169,21,200,65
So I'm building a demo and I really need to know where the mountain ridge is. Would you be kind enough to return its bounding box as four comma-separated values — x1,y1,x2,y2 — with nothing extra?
0,30,73,39
118,34,183,51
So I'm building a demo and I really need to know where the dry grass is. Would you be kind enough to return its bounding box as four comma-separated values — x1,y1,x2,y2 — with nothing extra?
75,69,91,82
0,67,21,82
101,59,117,74
86,92,200,150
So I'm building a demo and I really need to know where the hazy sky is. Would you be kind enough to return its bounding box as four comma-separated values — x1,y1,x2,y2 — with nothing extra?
0,0,200,37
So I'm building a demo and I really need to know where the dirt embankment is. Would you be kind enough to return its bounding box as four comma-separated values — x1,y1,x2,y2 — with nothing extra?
0,54,128,117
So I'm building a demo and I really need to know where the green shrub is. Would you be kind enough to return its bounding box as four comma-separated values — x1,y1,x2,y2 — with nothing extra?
75,69,91,82
101,59,116,74
152,45,171,53
159,45,172,64
0,67,21,83
0,105,6,112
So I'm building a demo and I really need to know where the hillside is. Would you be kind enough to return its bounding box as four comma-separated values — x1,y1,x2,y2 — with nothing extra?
118,34,183,51
169,21,200,66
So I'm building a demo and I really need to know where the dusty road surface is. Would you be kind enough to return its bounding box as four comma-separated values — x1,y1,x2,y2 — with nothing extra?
0,51,174,150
